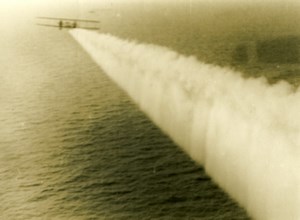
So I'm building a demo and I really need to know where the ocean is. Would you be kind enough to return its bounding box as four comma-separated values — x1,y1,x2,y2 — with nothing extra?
0,13,250,220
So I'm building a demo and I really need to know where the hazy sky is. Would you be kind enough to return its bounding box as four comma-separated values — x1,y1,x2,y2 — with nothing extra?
1,0,299,38
1,0,299,17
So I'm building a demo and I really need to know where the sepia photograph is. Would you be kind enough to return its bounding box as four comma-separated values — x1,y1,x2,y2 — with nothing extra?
1,0,299,219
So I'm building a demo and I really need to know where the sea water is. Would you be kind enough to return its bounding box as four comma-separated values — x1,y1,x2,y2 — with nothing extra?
0,10,249,220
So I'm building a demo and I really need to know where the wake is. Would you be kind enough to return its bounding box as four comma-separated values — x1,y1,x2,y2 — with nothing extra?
70,29,300,220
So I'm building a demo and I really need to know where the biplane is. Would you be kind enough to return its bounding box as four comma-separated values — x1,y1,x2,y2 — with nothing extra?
36,17,100,30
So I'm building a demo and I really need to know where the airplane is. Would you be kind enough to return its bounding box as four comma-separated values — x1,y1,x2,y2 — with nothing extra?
36,17,100,30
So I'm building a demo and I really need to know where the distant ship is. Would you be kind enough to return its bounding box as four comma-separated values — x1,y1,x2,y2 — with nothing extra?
233,36,300,64
232,36,300,83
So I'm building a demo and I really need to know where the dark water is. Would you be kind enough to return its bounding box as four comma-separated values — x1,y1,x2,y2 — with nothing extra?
0,17,252,220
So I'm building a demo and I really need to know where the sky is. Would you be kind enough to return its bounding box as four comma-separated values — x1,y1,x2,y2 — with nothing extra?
0,0,298,36
1,0,299,18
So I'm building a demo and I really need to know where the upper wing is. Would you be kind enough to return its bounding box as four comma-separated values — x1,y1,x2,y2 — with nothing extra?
37,17,100,23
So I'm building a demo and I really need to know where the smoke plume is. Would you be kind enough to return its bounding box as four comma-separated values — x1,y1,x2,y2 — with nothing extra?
70,29,300,220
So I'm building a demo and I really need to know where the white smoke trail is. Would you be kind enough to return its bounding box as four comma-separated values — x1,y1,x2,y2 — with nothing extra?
70,29,300,220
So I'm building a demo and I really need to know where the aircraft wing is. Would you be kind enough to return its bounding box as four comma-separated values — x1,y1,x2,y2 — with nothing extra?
76,27,99,30
36,23,61,28
36,23,99,30
37,17,100,23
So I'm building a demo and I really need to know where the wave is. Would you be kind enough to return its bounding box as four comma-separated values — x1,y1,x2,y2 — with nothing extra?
70,29,300,220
